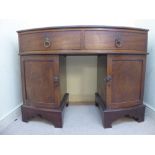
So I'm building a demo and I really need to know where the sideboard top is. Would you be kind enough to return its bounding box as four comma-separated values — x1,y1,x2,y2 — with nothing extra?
17,25,149,33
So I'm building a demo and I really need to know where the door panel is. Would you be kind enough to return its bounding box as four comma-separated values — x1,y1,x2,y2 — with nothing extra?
21,55,60,108
107,55,146,109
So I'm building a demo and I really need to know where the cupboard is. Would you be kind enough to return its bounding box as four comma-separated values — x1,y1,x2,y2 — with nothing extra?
17,26,148,128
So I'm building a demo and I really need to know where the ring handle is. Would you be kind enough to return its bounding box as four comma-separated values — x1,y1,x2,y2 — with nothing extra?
115,39,122,48
53,76,59,87
104,75,112,82
44,37,51,48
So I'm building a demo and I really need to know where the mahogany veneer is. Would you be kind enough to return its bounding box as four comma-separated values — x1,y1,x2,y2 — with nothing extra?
17,26,148,128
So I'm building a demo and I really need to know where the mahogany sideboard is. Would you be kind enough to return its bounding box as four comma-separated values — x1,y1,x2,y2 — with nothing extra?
17,26,148,128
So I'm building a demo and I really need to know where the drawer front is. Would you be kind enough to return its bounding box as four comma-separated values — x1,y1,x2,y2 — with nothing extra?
19,31,81,51
84,30,147,51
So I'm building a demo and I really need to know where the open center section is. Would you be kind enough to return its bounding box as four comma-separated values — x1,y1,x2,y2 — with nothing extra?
66,56,97,105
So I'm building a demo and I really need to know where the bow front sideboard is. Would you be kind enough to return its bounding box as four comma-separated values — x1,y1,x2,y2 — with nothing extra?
17,26,148,128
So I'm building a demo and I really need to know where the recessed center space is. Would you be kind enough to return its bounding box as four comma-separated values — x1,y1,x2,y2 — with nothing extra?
66,56,97,104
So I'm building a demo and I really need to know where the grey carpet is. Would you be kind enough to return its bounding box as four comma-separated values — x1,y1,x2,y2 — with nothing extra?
0,105,155,135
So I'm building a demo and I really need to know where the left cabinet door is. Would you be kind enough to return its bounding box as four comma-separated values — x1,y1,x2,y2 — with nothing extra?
21,55,60,108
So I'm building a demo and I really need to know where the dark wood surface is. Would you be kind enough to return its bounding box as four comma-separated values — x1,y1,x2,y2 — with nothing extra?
21,93,69,128
97,54,146,109
95,93,145,128
59,56,67,100
17,25,149,33
85,30,147,51
21,55,61,109
18,26,148,53
18,26,148,128
19,31,81,51
106,55,146,109
97,55,107,104
19,50,148,55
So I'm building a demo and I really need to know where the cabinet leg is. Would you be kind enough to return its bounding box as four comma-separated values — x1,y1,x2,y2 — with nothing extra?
51,112,63,128
95,102,99,107
95,92,146,128
101,105,145,128
21,94,69,128
66,99,69,107
133,114,144,122
22,114,29,122
21,106,34,122
137,117,144,122
53,121,63,128
21,105,64,128
102,117,112,128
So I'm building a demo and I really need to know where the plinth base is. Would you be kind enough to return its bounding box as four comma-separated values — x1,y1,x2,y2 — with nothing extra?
95,93,145,128
21,93,69,128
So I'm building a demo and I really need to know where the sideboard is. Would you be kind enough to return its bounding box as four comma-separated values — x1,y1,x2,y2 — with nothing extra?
17,26,148,128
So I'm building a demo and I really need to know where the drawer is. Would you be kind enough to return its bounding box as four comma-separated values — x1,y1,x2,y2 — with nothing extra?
84,30,147,51
19,31,81,51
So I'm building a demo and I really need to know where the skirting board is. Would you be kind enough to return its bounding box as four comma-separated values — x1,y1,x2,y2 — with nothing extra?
69,102,94,105
0,104,22,133
144,102,155,119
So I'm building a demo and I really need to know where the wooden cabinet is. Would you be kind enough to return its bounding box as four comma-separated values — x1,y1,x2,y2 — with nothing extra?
97,55,146,108
20,55,67,127
107,55,146,109
96,54,146,127
18,26,148,128
21,55,61,108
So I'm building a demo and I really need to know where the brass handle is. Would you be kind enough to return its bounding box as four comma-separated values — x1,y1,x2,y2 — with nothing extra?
44,37,51,48
104,75,112,82
115,39,122,48
53,76,59,86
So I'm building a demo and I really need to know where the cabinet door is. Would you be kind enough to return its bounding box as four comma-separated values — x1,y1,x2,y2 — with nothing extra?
106,55,146,109
21,55,60,108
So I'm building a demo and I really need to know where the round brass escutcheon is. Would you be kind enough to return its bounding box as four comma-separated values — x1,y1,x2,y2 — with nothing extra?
44,37,51,48
115,39,122,48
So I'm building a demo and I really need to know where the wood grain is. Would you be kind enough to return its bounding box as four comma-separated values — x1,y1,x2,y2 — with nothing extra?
18,26,148,128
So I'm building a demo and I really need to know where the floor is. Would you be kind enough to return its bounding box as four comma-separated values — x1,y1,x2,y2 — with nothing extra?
0,105,155,135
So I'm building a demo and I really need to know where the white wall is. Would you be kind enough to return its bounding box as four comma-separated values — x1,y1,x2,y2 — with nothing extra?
135,20,155,111
0,20,22,120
